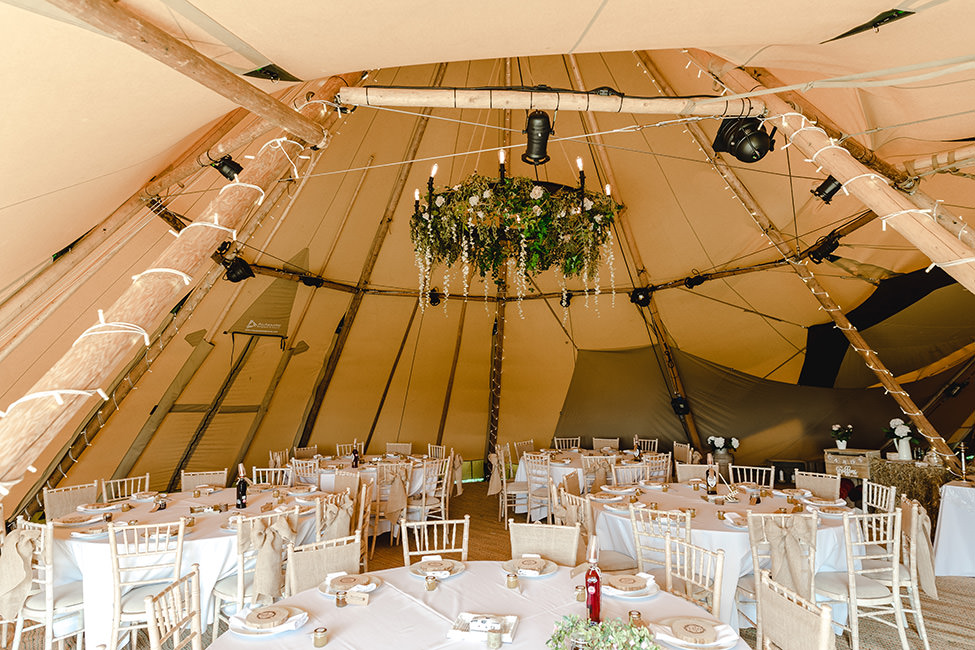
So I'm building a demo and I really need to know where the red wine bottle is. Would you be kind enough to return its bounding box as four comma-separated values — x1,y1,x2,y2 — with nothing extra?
235,463,248,509
585,537,601,623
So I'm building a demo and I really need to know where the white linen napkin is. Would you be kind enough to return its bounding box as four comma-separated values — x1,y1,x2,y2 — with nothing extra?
648,620,738,648
323,571,377,593
229,607,307,633
602,572,655,596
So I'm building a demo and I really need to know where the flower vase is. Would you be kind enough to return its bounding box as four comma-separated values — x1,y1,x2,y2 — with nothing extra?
713,448,734,480
896,438,912,461
835,440,848,450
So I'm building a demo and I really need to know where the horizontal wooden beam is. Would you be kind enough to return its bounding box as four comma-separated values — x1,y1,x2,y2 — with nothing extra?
47,0,326,145
338,86,765,117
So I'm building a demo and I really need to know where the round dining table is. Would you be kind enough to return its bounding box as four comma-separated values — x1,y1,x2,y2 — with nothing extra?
51,485,317,650
208,560,750,649
591,482,850,628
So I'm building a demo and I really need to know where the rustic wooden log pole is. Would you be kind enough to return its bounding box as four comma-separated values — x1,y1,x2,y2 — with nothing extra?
338,86,764,117
743,68,975,253
0,83,343,496
902,142,975,177
47,0,326,145
700,53,963,472
565,54,704,452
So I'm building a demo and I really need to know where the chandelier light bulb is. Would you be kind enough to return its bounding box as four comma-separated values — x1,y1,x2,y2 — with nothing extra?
499,149,505,164
414,189,420,201
576,157,584,171
431,164,438,178
605,184,611,196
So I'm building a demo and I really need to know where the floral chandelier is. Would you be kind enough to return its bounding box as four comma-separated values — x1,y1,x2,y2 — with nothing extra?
411,153,621,314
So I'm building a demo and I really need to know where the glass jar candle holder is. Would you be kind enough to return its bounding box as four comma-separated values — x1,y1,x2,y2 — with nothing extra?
335,591,348,607
425,576,438,591
312,627,328,647
575,585,586,602
505,573,519,589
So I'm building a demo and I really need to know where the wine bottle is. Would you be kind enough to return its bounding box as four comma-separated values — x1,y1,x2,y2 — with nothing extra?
705,453,718,496
352,446,360,469
584,536,601,623
235,462,248,509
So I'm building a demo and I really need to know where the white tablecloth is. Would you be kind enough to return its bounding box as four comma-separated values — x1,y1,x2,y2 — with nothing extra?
208,561,749,650
299,455,426,496
933,480,975,576
592,483,848,628
53,487,316,650
513,449,613,520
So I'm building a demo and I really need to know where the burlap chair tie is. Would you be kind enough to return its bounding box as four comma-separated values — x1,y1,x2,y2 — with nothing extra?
0,528,41,620
487,453,503,496
763,516,816,600
243,515,296,604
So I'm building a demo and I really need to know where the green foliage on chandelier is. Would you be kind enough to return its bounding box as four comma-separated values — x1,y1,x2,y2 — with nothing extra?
411,173,620,281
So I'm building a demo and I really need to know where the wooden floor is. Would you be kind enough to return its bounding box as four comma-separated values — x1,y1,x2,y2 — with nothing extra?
6,481,974,650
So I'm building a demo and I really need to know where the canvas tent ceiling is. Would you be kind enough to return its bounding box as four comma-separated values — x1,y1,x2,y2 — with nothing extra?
1,0,974,511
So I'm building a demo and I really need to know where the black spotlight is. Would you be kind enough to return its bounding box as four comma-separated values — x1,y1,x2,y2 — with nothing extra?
522,110,553,165
429,289,442,306
670,396,691,416
560,291,572,308
712,118,776,163
629,287,652,307
807,232,841,264
811,175,843,204
211,155,243,181
683,275,706,289
224,257,254,283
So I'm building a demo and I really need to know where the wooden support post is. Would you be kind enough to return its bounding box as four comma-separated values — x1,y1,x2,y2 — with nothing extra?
742,68,975,253
694,52,962,473
436,301,468,446
338,86,764,117
363,302,420,454
48,0,326,145
296,63,448,449
566,54,704,452
166,336,256,491
0,75,342,494
231,341,308,472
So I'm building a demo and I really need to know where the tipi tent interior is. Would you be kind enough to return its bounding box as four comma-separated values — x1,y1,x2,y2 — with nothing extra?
1,2,975,642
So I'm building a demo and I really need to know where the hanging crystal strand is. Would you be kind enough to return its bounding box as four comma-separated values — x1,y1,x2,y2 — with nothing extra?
442,267,451,315
591,223,600,316
484,272,491,313
415,248,426,311
461,217,472,298
558,269,569,324
604,229,617,308
517,221,527,319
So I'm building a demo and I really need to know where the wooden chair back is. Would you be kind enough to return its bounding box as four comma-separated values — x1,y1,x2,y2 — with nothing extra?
252,467,293,486
863,480,896,513
746,512,818,600
758,571,835,650
401,514,470,565
640,452,672,483
675,463,712,482
268,448,289,468
794,470,840,500
427,443,446,458
592,437,620,450
43,481,98,519
673,442,692,464
386,441,413,455
580,454,615,493
291,458,320,485
553,436,580,450
144,564,202,650
180,469,227,492
293,445,318,459
336,441,364,457
285,531,362,596
730,464,774,489
101,473,150,502
664,533,725,615
630,507,692,572
634,436,659,452
513,439,535,462
508,519,581,566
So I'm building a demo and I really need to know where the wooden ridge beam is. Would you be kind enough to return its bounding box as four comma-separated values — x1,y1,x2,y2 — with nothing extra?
573,53,703,452
296,62,449,449
48,0,326,145
701,52,962,473
338,86,764,117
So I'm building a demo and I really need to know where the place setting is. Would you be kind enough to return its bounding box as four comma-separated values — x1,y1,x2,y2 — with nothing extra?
601,573,660,600
228,605,309,638
501,555,558,578
648,616,741,650
409,555,467,580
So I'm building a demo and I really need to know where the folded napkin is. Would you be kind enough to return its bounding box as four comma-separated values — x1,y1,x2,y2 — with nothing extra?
649,619,737,648
486,453,503,496
603,572,654,596
230,607,307,633
418,555,452,578
514,554,544,576
722,512,746,528
324,571,377,593
0,528,41,619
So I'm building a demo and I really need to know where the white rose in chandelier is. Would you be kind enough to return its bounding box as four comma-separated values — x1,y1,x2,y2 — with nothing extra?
889,418,904,428
530,185,545,200
532,205,542,216
482,189,492,199
583,197,594,211
435,195,445,207
469,195,479,207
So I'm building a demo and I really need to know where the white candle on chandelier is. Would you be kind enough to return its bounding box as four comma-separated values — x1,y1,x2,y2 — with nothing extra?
499,149,505,165
605,184,611,196
414,189,420,201
576,157,584,171
431,164,438,178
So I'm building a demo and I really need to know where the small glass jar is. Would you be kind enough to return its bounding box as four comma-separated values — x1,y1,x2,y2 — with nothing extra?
335,591,348,607
425,576,438,591
121,503,133,512
628,610,643,626
192,489,201,498
486,629,503,649
660,483,669,492
567,629,590,650
692,482,700,491
628,494,639,504
716,510,726,520
575,585,586,602
184,516,196,528
505,573,519,589
648,501,658,511
103,513,113,522
313,627,328,647
272,489,281,499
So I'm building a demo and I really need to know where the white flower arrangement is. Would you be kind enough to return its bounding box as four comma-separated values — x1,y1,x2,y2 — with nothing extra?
530,185,545,200
707,436,740,451
830,423,854,441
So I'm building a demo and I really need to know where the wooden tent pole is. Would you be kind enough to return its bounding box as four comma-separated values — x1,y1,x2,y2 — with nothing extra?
166,336,256,491
48,0,326,145
296,63,449,449
363,302,420,454
437,302,468,446
743,68,975,253
338,86,764,117
700,53,962,472
902,143,975,178
565,54,704,453
0,78,342,495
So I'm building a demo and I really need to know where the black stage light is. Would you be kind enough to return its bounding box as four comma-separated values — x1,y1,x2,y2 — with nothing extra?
811,175,844,204
712,118,776,163
211,155,243,181
522,111,554,165
224,257,254,283
629,287,652,307
429,290,442,306
670,396,691,416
